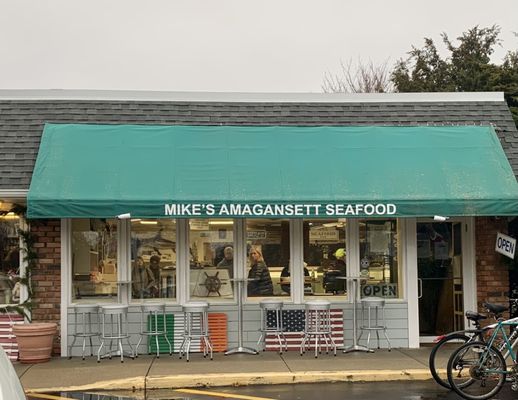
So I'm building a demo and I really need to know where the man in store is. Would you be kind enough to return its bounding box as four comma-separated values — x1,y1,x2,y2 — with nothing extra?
132,256,158,299
323,248,347,294
217,246,234,278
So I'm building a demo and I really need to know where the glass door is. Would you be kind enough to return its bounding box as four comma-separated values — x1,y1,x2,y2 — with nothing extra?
417,221,464,338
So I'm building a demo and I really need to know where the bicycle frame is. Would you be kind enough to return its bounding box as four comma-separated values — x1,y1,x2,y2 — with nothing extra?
480,317,518,374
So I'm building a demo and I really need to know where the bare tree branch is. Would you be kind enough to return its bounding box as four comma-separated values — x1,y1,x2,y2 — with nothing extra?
322,58,394,93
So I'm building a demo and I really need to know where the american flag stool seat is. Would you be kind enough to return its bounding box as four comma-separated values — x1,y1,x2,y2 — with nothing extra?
257,299,287,353
300,300,337,358
178,301,213,361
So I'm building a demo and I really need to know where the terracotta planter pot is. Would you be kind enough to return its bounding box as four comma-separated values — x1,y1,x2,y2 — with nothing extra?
13,322,57,364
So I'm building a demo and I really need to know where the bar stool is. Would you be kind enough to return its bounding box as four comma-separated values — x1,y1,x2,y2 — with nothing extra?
97,304,135,363
358,296,391,350
178,301,213,362
68,304,100,360
135,302,172,358
257,299,287,353
300,300,336,358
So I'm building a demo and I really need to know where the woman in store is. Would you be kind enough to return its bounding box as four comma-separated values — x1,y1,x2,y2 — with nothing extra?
247,247,273,296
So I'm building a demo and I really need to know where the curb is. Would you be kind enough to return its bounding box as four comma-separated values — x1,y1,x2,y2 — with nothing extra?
25,369,433,393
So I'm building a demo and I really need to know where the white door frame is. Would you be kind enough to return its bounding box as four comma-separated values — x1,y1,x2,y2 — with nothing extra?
408,217,476,345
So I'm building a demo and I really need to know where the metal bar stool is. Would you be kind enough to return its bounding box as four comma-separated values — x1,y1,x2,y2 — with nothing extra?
135,302,172,358
300,300,336,358
257,299,287,353
178,301,213,362
97,304,135,363
68,304,100,360
358,296,391,351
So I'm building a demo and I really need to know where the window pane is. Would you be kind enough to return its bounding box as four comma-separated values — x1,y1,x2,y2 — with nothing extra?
0,217,20,305
131,219,176,300
246,219,289,298
72,219,117,302
303,219,347,300
359,219,400,299
189,219,234,302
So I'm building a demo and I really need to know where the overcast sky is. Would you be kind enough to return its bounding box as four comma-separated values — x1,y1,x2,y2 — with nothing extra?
0,0,516,93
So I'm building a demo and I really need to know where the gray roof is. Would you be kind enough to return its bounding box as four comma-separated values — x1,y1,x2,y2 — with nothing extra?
1,91,517,190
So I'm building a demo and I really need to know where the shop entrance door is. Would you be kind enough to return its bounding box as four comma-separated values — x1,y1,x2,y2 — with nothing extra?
417,221,464,340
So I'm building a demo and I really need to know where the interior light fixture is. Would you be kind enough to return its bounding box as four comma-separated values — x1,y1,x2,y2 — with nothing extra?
208,221,234,225
140,220,158,225
1,212,19,220
433,215,450,222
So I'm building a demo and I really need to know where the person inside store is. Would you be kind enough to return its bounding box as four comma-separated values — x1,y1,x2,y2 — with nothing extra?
217,246,234,278
247,246,273,296
3,244,19,275
132,256,158,298
149,255,161,283
323,248,347,294
90,261,104,283
280,261,311,295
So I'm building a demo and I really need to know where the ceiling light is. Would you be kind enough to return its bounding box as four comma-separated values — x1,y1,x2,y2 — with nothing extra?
208,221,234,225
140,221,158,225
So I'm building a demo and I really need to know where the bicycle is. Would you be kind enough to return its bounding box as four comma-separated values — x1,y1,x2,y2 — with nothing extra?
446,316,518,400
429,301,509,389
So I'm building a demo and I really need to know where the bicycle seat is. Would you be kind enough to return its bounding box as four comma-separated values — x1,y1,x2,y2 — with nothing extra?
482,302,508,316
465,310,487,321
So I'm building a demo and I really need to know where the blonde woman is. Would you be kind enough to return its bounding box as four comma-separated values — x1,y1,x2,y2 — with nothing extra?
247,247,273,296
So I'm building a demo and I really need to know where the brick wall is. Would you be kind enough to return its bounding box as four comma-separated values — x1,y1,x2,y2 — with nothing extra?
475,217,510,315
30,220,61,355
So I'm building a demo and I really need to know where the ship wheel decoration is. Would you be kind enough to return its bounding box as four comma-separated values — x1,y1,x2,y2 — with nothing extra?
203,271,222,296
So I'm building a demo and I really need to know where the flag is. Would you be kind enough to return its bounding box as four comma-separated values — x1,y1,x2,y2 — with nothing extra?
265,309,344,351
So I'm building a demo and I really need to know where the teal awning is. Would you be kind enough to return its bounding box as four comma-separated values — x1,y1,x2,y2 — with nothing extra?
27,123,518,218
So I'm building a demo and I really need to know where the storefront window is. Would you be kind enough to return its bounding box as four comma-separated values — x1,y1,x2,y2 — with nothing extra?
131,219,176,301
359,219,401,299
303,219,347,300
0,216,20,305
246,219,289,298
72,219,117,301
189,219,234,302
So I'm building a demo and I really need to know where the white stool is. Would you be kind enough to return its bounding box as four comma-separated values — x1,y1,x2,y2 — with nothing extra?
257,299,287,353
97,304,135,363
68,304,100,360
300,300,336,358
358,297,391,350
178,301,213,362
135,303,172,358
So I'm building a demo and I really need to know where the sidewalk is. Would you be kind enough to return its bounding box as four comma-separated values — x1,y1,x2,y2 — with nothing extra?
14,347,436,393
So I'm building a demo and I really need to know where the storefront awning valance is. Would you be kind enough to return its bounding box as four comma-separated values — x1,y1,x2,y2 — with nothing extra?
27,123,518,219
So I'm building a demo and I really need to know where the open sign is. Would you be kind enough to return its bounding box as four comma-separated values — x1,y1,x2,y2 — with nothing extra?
495,232,516,259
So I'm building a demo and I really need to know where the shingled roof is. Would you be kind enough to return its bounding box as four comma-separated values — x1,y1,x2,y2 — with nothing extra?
1,90,517,191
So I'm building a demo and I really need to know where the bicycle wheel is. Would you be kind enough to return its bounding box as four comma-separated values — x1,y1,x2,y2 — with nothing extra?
429,333,470,389
447,341,506,400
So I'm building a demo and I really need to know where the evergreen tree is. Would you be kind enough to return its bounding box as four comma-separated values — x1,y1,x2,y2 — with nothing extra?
392,26,518,128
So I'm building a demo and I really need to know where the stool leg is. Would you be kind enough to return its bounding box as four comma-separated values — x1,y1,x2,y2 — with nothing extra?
97,314,105,363
68,311,78,359
366,307,372,349
257,309,265,351
162,311,173,356
375,307,381,349
136,310,143,358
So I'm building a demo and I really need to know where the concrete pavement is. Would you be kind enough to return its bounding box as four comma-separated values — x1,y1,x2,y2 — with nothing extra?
15,347,436,394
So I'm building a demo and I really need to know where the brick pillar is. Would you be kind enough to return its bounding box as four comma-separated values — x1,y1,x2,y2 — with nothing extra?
475,217,509,315
30,220,61,355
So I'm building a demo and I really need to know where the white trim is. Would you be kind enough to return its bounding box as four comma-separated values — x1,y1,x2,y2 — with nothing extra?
0,190,28,198
347,219,359,303
60,219,71,356
404,218,419,348
291,219,303,304
118,219,130,304
462,217,477,327
18,218,29,307
0,89,504,103
177,219,188,305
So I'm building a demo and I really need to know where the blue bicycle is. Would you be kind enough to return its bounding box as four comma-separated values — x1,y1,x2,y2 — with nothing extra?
446,316,518,400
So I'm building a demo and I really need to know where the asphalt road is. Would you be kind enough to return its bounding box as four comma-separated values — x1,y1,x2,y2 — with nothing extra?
28,381,517,400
